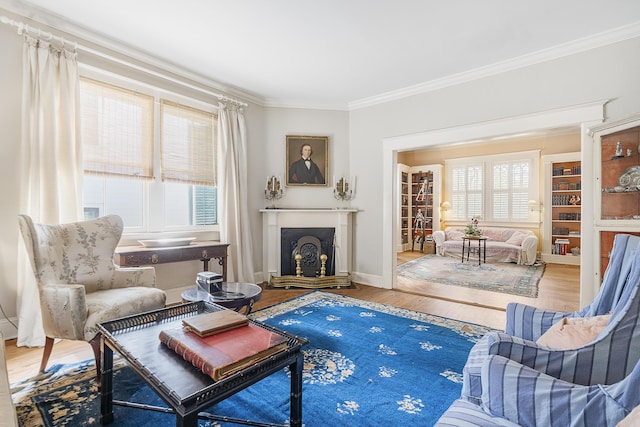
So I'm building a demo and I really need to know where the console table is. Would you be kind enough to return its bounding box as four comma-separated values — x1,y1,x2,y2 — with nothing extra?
115,241,229,280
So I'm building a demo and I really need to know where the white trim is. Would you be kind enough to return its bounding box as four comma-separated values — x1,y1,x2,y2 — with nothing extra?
383,101,607,293
2,6,637,111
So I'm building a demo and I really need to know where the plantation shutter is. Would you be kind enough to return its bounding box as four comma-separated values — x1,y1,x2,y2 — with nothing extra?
160,100,216,186
450,164,483,219
492,160,530,220
80,78,154,179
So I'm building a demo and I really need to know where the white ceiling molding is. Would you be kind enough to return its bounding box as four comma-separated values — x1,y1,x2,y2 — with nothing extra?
2,3,639,112
349,22,640,111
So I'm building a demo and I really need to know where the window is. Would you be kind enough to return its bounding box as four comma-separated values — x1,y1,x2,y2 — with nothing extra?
446,151,539,224
80,77,218,232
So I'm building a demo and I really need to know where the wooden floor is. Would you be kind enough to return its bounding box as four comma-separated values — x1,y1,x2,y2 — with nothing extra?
5,252,580,384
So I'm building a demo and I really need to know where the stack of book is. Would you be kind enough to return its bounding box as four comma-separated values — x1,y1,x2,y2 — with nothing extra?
159,309,288,381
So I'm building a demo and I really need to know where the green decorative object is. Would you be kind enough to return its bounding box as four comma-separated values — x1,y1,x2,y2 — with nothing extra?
464,216,482,237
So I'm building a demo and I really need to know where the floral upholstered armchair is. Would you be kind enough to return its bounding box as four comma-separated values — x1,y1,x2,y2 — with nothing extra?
18,214,167,380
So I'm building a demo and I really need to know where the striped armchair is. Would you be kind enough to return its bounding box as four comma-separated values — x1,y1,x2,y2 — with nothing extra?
506,233,640,340
437,353,640,426
461,233,640,405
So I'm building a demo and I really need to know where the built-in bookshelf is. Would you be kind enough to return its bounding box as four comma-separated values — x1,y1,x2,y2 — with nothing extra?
542,153,581,265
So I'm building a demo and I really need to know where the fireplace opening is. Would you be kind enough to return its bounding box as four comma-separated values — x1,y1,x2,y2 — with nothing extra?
281,228,335,277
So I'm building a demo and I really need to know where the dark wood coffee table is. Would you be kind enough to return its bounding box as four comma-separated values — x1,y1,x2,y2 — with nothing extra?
98,302,307,427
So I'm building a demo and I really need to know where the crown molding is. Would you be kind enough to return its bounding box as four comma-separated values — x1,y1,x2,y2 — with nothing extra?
3,2,639,112
261,98,349,111
349,21,640,111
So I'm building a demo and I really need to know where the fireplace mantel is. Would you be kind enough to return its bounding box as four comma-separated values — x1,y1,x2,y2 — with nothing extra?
260,208,356,281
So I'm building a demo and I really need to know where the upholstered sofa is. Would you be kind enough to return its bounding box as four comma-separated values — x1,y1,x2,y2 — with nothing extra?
432,226,538,265
1,333,19,427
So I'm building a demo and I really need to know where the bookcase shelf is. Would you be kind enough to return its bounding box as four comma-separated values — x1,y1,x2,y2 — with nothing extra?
542,153,581,265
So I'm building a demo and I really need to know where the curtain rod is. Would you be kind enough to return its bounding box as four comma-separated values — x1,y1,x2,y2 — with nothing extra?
0,15,248,107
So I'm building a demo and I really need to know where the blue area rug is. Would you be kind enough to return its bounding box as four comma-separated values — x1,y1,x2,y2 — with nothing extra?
12,292,493,426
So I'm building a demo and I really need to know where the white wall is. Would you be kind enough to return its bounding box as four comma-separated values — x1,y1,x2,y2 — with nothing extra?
262,108,350,210
0,16,27,338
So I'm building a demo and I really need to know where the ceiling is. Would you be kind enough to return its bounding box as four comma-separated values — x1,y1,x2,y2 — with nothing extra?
3,0,640,110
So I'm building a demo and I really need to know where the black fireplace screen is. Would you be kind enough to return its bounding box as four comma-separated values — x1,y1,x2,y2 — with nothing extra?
280,227,335,276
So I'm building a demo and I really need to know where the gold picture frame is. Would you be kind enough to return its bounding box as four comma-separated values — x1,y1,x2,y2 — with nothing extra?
286,135,329,186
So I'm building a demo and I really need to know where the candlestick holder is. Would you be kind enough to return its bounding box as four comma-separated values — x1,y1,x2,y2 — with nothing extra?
264,175,283,208
334,177,354,201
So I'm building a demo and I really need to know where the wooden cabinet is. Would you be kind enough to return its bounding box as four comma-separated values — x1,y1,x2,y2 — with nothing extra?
597,125,640,277
600,127,640,221
542,153,581,265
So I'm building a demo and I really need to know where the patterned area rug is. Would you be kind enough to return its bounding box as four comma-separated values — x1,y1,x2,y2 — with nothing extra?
397,254,545,297
11,292,493,426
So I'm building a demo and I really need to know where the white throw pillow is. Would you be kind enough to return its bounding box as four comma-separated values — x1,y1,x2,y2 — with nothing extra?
616,404,640,427
505,231,529,246
536,314,611,349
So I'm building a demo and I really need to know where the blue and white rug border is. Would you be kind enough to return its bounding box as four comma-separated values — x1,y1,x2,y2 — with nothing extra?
250,291,494,341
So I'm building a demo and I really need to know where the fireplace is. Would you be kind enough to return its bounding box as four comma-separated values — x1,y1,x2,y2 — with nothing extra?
281,227,335,277
260,208,356,281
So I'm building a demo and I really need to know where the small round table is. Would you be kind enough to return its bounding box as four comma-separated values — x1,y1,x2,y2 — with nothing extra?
462,235,488,265
181,282,262,314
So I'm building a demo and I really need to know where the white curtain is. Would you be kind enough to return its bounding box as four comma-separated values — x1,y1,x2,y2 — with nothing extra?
217,103,255,282
17,33,83,347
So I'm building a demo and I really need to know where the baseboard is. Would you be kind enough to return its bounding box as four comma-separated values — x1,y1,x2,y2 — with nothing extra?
351,272,387,289
0,318,18,340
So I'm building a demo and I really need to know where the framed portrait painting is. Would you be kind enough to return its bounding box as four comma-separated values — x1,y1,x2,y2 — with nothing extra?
286,135,328,186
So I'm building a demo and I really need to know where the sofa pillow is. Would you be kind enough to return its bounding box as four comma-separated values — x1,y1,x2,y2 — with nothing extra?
536,314,611,349
505,231,529,246
446,229,465,241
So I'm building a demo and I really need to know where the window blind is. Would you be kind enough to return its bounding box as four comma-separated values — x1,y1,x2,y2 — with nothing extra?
446,151,537,223
160,100,216,186
450,164,483,219
493,161,530,220
80,78,154,179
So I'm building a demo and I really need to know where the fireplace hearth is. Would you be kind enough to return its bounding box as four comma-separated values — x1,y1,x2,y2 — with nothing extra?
261,208,356,288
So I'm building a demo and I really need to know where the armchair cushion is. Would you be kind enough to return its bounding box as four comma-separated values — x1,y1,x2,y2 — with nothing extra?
84,287,167,341
535,314,611,349
480,355,634,427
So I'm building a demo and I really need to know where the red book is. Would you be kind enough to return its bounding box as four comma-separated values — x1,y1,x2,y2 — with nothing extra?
159,323,289,381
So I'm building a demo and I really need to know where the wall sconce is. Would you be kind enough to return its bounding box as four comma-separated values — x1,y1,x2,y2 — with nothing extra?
264,175,283,208
334,176,355,201
528,200,541,211
440,201,451,222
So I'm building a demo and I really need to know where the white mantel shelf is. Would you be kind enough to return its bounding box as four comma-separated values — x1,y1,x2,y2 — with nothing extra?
259,208,358,213
260,208,357,282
